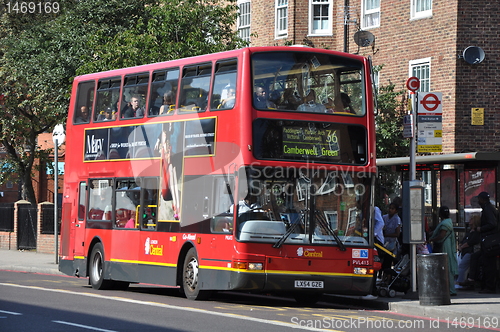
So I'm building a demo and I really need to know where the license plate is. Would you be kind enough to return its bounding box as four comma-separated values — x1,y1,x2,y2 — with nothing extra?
294,280,324,289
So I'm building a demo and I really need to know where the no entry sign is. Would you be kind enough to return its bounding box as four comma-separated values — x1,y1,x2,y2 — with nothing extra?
417,92,442,114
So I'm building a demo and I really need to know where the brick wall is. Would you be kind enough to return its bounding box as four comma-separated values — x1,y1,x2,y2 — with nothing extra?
37,202,60,254
0,201,59,254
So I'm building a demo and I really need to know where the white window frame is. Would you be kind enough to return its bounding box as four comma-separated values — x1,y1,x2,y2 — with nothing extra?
308,0,333,36
361,0,380,29
409,57,431,92
237,0,251,43
275,0,288,39
373,70,380,94
411,0,432,20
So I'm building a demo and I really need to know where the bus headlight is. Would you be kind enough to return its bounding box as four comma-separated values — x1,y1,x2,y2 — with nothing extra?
233,261,263,270
354,267,368,275
248,262,263,270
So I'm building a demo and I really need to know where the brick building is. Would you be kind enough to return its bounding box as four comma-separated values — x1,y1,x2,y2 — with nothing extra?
238,0,500,154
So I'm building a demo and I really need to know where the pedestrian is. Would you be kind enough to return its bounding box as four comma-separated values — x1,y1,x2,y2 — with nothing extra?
456,215,481,289
467,192,499,293
428,206,458,296
382,203,401,267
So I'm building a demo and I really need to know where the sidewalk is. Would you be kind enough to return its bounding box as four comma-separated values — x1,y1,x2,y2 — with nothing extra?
1,249,499,323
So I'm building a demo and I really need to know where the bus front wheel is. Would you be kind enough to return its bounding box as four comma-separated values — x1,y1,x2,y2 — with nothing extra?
89,243,114,290
182,248,212,300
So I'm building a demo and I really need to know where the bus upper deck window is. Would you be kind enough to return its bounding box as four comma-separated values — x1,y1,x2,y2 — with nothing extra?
211,59,237,110
95,78,121,122
149,68,179,116
180,63,212,113
73,81,95,124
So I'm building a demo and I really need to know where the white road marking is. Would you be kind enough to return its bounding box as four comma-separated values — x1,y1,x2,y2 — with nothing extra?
53,320,117,332
0,309,22,315
0,283,334,331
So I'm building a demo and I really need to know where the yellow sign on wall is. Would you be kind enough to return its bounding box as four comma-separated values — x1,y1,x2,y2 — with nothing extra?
471,108,484,125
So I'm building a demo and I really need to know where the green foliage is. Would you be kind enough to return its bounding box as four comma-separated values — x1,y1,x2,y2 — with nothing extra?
77,0,243,74
374,80,409,208
0,0,243,204
375,82,409,158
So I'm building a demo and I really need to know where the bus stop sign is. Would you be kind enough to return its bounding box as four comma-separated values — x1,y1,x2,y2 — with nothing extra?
406,77,420,92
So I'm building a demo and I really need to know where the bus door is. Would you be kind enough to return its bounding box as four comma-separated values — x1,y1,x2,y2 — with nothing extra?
72,181,87,257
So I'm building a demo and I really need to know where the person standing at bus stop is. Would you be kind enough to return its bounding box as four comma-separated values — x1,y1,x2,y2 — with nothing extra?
467,192,499,293
428,206,458,296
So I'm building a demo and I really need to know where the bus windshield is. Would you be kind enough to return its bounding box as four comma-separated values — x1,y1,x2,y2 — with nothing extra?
252,51,365,115
234,166,373,246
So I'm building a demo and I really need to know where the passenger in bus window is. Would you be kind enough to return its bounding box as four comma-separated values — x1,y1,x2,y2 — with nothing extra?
97,107,116,121
124,210,136,228
159,91,175,115
122,96,144,118
280,89,301,110
297,90,326,113
333,93,355,114
75,106,90,123
253,86,276,109
220,86,235,108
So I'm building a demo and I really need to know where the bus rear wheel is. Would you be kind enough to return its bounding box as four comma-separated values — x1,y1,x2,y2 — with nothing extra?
89,243,115,290
182,248,212,300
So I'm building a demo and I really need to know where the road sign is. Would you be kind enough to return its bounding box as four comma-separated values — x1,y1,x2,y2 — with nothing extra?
417,93,442,152
418,92,442,114
52,124,66,147
406,77,420,92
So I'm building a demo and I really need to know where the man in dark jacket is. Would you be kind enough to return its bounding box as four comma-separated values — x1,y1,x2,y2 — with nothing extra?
475,192,499,293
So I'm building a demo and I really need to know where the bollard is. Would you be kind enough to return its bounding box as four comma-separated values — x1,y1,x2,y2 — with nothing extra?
417,253,451,306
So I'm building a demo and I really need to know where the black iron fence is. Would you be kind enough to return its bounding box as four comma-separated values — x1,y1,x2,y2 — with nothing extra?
0,203,15,231
41,204,61,235
17,204,37,250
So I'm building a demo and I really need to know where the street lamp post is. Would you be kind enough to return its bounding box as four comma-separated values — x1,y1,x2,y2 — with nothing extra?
52,124,65,264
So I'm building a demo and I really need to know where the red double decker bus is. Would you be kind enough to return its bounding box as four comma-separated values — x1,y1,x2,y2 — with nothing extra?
59,46,380,303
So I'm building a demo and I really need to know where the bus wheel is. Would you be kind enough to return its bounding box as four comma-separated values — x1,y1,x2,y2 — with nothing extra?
182,248,212,300
293,292,322,306
89,243,114,290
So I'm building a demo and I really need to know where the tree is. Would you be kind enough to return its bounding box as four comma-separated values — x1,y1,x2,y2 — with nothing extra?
77,0,243,75
374,81,409,208
0,0,244,204
376,82,409,158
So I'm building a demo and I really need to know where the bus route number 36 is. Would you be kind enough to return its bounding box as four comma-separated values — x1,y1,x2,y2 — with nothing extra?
295,280,324,288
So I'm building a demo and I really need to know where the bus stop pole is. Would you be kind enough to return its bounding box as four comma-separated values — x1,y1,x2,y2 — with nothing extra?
410,92,417,294
54,138,59,265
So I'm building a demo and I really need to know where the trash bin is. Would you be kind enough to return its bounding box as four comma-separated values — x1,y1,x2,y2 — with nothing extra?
417,253,451,306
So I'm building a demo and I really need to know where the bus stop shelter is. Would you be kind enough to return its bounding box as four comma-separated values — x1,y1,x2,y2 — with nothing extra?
377,152,500,231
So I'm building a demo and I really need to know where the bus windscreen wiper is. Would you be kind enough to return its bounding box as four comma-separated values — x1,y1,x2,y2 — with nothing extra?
315,210,346,251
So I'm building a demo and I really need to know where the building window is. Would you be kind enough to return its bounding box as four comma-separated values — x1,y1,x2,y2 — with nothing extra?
309,0,332,36
238,1,251,43
275,0,288,38
409,58,431,92
373,70,380,94
411,0,432,20
362,0,380,29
